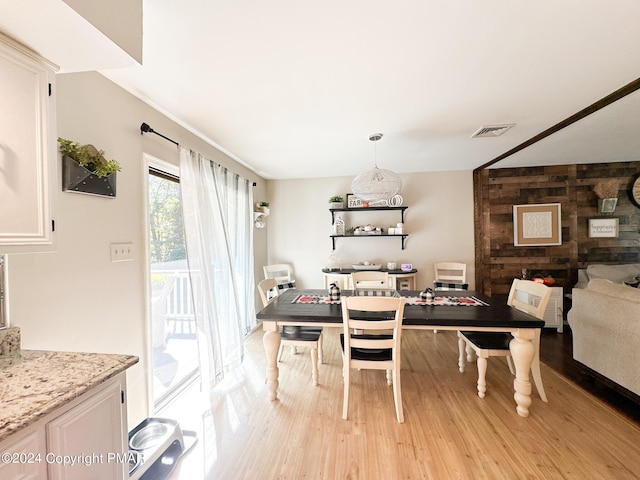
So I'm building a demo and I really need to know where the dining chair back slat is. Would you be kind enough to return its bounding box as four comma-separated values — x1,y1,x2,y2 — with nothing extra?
351,271,392,289
434,262,467,283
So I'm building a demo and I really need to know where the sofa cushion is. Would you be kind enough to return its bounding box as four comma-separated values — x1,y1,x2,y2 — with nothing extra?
586,263,640,284
587,278,640,303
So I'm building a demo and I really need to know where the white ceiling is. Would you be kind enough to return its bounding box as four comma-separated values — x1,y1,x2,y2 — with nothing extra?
10,1,640,179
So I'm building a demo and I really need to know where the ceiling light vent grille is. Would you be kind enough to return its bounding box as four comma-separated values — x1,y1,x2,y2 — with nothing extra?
471,124,515,138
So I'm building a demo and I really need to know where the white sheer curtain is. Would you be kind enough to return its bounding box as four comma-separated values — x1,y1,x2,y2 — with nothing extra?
179,147,256,390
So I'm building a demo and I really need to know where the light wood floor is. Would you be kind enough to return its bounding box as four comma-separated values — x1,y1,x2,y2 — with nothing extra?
163,327,640,480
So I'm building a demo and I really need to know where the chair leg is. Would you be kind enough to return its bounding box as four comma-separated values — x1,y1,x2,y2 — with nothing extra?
318,334,323,364
342,367,350,420
506,355,515,375
310,347,319,386
392,367,404,423
531,359,547,402
386,369,392,386
457,332,466,373
477,356,488,398
531,330,547,402
277,343,284,362
465,343,474,363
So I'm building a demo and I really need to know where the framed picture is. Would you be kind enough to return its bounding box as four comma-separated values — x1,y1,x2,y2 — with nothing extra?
589,217,619,238
599,198,618,214
513,203,562,246
346,193,362,208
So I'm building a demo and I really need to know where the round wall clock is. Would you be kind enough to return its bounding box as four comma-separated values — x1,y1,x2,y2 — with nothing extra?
633,176,640,206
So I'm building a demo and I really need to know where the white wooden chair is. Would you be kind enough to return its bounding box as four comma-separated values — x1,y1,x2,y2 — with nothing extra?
457,279,551,401
434,262,467,283
324,273,350,290
263,263,296,290
433,262,467,333
340,296,406,423
351,270,394,334
257,278,322,385
351,271,392,289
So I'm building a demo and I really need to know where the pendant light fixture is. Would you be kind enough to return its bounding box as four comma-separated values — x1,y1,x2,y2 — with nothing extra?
351,133,402,203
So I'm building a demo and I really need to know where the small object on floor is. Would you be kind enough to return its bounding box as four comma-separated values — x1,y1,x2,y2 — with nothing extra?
129,417,198,480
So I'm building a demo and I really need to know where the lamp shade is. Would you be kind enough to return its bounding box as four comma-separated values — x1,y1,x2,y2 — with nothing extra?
351,167,402,202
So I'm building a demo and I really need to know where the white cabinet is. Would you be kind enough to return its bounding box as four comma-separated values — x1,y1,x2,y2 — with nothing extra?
0,424,47,480
0,32,57,252
323,271,417,291
540,287,564,333
0,373,128,480
47,376,128,480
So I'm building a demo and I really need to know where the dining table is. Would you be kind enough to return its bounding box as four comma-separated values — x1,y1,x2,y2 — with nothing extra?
256,288,546,417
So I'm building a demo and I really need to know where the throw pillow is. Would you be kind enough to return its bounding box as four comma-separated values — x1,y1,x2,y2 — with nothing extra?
587,264,640,284
588,278,640,302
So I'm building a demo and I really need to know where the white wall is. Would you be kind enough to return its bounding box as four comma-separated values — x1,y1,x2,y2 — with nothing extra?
266,170,475,290
7,71,267,427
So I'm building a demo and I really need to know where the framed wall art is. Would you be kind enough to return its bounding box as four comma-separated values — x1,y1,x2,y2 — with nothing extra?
588,217,619,238
513,203,562,246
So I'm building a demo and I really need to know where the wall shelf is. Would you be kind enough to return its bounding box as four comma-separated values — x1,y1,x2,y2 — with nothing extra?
329,206,408,249
330,206,408,224
330,234,408,250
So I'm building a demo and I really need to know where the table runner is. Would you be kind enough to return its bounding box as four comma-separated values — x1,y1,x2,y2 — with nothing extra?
292,294,488,306
291,294,339,304
404,296,489,306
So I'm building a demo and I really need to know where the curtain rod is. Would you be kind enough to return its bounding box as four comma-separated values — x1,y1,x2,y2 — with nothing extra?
140,122,179,147
141,122,258,186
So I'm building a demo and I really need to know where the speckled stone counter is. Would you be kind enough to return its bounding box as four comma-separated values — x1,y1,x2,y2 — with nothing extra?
0,350,138,442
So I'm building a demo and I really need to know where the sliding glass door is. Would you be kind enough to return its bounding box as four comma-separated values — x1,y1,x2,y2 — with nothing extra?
148,167,198,410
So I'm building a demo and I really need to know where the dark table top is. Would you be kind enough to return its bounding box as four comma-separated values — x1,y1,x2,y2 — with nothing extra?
257,289,544,328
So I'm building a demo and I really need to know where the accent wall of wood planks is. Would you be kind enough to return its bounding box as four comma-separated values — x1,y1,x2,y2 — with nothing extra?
474,161,640,296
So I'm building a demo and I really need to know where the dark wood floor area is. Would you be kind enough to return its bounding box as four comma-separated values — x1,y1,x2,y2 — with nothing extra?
540,324,640,424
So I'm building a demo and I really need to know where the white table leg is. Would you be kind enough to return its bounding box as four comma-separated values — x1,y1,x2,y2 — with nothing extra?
263,321,281,401
476,356,487,398
457,331,466,373
510,329,535,417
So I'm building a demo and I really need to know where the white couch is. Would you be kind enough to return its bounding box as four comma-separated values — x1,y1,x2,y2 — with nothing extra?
567,272,640,397
574,263,640,289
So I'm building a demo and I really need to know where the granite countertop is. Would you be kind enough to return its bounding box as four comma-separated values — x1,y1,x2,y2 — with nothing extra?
0,350,139,442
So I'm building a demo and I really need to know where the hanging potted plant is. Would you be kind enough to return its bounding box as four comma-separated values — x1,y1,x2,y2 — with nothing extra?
256,201,270,215
58,137,121,197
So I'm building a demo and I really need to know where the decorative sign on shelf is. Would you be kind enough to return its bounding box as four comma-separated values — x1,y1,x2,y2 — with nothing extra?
346,193,362,208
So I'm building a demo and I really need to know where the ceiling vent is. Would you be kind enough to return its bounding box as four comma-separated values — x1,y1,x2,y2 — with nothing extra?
471,124,515,138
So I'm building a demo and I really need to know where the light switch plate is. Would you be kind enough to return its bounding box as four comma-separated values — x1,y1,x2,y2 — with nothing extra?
110,243,133,262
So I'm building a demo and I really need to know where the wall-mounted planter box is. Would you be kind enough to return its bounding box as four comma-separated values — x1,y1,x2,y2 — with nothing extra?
62,156,116,197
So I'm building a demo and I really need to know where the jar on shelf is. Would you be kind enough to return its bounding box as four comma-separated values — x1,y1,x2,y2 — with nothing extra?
333,216,345,236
